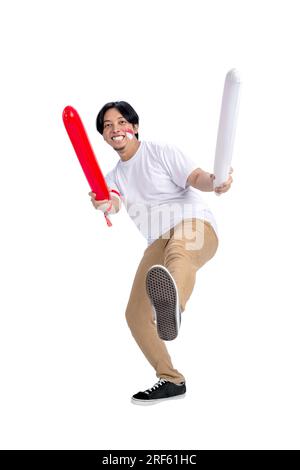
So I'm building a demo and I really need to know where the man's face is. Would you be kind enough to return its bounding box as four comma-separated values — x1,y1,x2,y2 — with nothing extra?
102,107,138,151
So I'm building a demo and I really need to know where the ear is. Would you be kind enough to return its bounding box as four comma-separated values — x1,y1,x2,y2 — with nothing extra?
133,123,139,133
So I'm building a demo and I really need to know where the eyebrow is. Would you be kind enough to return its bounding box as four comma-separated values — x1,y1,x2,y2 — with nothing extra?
103,117,126,123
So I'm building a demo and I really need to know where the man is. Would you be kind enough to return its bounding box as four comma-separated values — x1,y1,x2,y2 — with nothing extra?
90,101,233,405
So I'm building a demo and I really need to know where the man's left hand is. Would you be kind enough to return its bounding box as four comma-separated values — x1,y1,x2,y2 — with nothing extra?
214,167,234,194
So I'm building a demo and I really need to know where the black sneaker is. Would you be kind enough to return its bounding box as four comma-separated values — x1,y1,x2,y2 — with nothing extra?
131,378,186,405
146,265,181,341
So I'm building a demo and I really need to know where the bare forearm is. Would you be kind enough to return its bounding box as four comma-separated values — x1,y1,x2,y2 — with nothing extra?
111,195,121,213
189,168,214,192
187,166,234,194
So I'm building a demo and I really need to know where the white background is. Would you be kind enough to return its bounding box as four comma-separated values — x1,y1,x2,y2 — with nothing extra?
0,0,300,450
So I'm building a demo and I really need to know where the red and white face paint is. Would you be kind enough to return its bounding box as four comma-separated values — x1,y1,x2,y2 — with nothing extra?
125,128,134,140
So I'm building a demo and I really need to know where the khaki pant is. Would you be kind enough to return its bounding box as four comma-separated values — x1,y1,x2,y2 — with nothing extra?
125,218,219,384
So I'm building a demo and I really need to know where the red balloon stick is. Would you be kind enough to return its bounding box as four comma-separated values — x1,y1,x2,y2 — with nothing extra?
63,106,112,226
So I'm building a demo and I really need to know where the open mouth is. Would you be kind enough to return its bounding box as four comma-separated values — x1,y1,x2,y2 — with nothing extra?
111,135,125,142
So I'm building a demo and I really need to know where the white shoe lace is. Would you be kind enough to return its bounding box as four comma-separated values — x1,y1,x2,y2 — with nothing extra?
144,378,167,395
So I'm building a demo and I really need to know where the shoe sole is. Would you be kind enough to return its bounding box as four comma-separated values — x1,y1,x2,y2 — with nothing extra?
131,393,186,406
146,265,180,341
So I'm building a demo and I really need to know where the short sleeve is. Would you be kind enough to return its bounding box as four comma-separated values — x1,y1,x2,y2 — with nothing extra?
160,144,198,189
105,169,120,196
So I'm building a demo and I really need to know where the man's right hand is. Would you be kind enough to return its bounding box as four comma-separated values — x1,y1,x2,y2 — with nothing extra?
89,191,121,214
89,191,113,212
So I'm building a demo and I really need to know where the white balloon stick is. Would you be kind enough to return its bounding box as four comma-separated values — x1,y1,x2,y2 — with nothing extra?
213,69,242,190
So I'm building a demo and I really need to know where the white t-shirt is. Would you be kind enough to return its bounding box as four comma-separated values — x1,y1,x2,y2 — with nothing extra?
105,141,218,245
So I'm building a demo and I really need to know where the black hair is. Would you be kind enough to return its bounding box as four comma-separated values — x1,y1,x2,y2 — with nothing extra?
96,101,139,139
